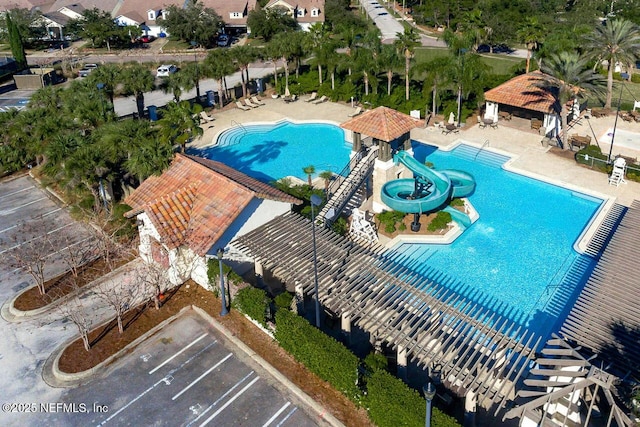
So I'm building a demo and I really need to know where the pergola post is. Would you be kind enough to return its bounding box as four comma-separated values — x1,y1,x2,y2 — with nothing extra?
378,138,392,162
254,260,264,286
464,390,477,427
341,311,351,344
295,283,305,314
397,345,408,381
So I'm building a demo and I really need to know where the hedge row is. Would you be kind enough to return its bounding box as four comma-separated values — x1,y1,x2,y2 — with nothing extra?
274,309,360,400
233,286,269,327
365,369,459,427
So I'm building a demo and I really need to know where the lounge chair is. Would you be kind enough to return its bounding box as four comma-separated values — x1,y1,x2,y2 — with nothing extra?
244,98,259,108
283,94,297,103
235,101,250,111
199,111,215,123
251,96,265,106
312,95,328,105
477,115,486,129
304,92,318,102
348,107,363,117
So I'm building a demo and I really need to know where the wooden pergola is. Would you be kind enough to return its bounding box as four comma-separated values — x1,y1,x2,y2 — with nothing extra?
341,106,422,161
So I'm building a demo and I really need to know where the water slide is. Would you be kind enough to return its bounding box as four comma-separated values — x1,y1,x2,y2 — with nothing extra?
381,151,476,227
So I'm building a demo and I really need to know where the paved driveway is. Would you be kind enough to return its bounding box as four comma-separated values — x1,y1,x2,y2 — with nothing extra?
44,311,323,427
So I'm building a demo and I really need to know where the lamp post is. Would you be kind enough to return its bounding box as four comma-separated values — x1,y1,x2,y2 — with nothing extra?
190,41,201,102
310,194,322,328
608,83,624,163
96,82,105,120
217,248,229,316
423,382,436,427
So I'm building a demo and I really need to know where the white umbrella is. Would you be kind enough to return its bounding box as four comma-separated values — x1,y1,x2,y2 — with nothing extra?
448,112,455,124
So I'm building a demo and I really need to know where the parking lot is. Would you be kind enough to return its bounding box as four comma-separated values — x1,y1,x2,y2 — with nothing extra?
0,175,97,302
45,311,323,426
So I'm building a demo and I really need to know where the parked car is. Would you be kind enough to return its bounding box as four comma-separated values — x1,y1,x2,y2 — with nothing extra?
156,64,177,77
139,35,156,43
78,63,98,78
217,34,231,47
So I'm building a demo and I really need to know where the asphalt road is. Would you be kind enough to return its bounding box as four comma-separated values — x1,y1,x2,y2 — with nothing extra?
43,312,322,427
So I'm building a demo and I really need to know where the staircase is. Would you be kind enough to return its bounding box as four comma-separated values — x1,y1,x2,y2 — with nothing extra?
319,147,378,226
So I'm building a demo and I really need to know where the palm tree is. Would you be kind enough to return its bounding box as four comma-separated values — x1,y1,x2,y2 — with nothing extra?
458,9,489,52
161,71,192,102
230,45,257,98
119,64,155,119
394,27,420,101
125,137,174,183
157,101,203,152
535,52,604,149
269,33,296,95
379,43,402,96
303,165,315,187
517,17,546,74
414,56,453,120
87,63,121,108
203,49,235,109
584,19,640,109
319,170,333,196
307,23,332,85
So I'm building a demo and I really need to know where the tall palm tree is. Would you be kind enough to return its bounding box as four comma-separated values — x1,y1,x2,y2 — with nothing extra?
379,43,402,96
354,33,380,96
230,45,257,98
125,137,174,183
157,101,203,152
517,17,546,74
442,29,478,126
584,19,640,109
319,170,333,197
307,23,332,85
87,63,121,108
269,33,297,95
414,56,453,120
535,52,604,149
394,27,420,101
161,71,193,103
203,49,234,109
303,165,315,187
119,64,155,119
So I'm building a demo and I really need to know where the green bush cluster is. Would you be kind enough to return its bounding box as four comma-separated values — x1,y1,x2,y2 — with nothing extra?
274,291,294,310
377,210,406,233
233,286,269,326
206,258,243,295
449,198,464,207
364,369,460,427
274,309,360,400
427,211,452,232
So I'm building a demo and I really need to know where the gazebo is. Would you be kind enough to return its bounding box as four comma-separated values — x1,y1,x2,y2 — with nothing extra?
483,71,580,137
341,106,422,212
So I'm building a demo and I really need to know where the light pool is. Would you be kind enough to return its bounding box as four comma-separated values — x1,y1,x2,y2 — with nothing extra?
391,143,602,338
190,120,351,182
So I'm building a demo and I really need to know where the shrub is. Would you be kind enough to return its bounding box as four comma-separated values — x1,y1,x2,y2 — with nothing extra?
331,216,348,235
233,286,269,326
274,309,360,400
427,211,452,232
364,369,460,427
631,74,640,84
274,291,294,310
206,258,243,294
377,210,405,234
449,198,464,207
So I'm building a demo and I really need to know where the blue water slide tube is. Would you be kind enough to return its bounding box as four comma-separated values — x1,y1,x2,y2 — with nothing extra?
380,151,476,223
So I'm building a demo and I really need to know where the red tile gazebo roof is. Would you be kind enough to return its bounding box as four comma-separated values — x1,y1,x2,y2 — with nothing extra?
340,106,422,142
484,71,557,113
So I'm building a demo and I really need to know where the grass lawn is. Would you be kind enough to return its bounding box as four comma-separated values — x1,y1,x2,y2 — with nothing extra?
162,38,190,51
413,47,524,75
584,80,640,110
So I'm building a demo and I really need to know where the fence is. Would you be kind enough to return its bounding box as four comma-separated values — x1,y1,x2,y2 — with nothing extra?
575,153,640,179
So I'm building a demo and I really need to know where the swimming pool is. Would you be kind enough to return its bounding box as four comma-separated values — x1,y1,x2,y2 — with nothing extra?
190,120,351,182
391,143,602,339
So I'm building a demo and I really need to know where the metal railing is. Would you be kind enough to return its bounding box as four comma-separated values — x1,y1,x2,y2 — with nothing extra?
230,120,247,134
474,139,490,160
327,148,365,199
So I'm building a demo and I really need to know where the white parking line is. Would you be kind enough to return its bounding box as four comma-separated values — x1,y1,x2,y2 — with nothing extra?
0,186,31,201
199,376,260,427
172,353,233,400
0,196,47,214
149,333,208,375
0,223,73,255
0,208,62,235
97,376,171,426
186,371,255,427
262,402,291,427
276,407,298,427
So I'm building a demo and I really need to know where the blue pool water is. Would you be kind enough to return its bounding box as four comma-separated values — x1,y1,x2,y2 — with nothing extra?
392,143,602,338
190,121,351,182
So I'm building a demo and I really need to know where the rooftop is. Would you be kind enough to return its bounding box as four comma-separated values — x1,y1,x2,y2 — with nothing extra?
340,106,422,142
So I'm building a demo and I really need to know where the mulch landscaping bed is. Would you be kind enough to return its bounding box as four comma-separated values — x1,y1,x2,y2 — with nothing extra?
57,281,373,427
13,257,132,312
375,211,457,239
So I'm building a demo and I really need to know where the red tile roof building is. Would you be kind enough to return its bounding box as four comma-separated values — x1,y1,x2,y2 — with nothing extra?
125,153,300,257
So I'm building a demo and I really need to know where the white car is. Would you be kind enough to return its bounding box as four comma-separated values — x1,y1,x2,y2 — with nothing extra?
156,64,177,77
78,63,98,78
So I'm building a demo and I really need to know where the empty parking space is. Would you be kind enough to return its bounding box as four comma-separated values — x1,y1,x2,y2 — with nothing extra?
0,176,97,298
47,311,323,427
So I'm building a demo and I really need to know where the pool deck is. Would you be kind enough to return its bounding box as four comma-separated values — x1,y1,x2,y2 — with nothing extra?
190,99,640,250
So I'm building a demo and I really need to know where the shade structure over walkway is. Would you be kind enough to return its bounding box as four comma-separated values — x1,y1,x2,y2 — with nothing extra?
561,200,640,380
340,106,422,161
233,212,542,412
